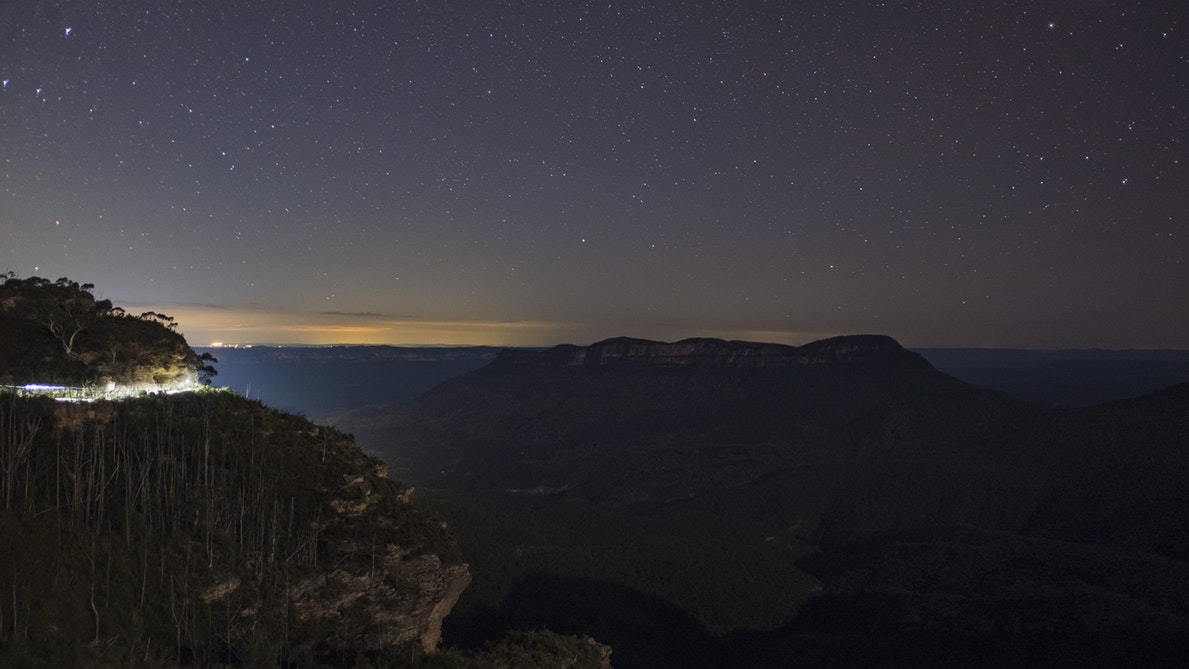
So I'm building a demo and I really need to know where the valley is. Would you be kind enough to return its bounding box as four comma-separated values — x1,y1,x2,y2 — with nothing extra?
318,336,1189,667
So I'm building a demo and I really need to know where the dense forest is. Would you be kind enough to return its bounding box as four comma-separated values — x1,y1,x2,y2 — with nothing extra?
1,391,461,666
0,276,609,668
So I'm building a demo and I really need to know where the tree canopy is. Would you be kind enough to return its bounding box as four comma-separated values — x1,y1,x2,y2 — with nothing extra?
0,273,214,388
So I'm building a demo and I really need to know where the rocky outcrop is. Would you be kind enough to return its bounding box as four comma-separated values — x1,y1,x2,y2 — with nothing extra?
289,548,471,654
290,463,472,655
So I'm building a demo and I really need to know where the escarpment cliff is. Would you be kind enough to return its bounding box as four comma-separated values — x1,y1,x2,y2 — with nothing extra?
0,392,471,666
286,463,472,655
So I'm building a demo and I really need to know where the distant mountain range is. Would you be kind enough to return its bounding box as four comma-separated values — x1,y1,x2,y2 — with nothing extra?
333,335,1189,668
343,336,1189,549
199,341,1189,418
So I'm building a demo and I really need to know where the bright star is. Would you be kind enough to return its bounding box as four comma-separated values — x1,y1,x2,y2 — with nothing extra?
65,27,72,37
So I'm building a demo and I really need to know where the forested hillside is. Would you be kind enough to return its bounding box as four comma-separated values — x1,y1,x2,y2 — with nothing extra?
0,274,215,389
0,276,609,668
0,391,471,667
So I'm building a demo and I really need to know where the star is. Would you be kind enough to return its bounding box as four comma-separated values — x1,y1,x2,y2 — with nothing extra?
0,1,1184,348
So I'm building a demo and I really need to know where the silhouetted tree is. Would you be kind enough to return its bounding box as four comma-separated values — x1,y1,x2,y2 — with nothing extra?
198,352,219,385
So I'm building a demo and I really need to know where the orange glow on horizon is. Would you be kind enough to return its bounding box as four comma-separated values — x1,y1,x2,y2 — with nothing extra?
135,304,590,347
131,303,838,348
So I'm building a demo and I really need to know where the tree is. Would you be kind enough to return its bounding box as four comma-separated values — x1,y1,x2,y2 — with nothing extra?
198,352,219,385
43,279,97,358
0,276,100,358
139,311,178,330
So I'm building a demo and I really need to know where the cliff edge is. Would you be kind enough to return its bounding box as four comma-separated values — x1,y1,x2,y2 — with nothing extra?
0,275,472,667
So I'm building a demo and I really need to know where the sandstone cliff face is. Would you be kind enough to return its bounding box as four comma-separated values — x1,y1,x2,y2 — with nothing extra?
288,464,472,655
289,550,470,653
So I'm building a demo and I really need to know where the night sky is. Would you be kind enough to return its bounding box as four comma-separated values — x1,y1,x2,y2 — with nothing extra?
2,1,1186,348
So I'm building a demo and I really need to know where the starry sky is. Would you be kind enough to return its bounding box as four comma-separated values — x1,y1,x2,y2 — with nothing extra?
2,1,1186,348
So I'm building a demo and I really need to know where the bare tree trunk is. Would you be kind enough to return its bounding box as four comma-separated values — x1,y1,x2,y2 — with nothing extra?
89,534,100,644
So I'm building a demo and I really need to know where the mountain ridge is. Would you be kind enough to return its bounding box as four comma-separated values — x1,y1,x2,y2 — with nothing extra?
488,334,931,371
347,334,1015,517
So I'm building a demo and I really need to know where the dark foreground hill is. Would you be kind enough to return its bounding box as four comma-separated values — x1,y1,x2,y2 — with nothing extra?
340,335,1189,668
